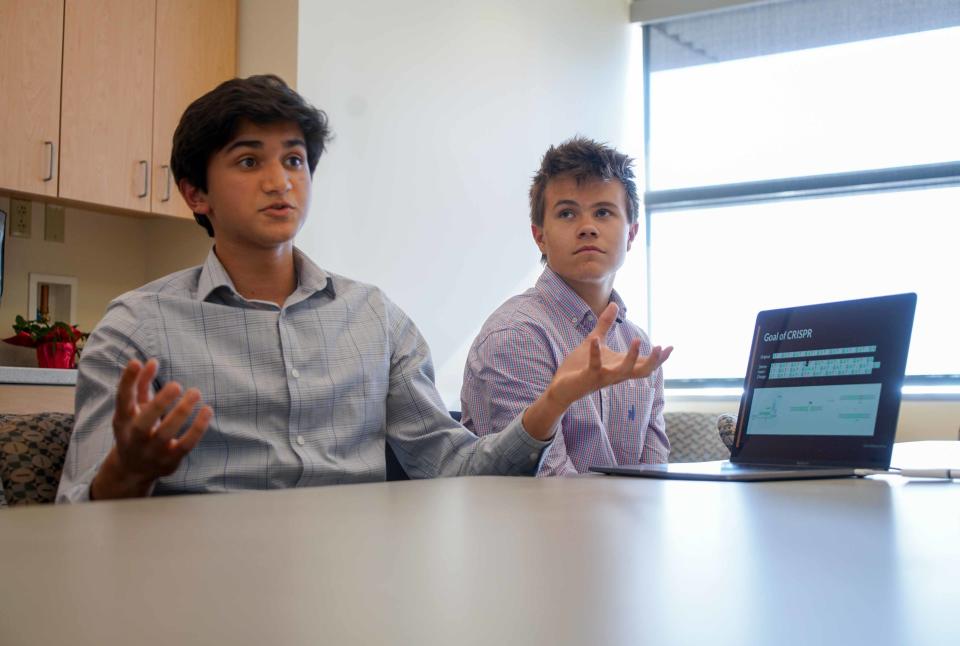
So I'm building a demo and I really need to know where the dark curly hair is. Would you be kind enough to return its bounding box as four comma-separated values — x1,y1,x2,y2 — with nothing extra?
529,136,640,229
170,74,331,237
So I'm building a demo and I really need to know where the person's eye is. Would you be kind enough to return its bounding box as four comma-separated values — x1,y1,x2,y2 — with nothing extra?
286,154,305,169
237,157,256,169
557,209,575,219
596,208,611,218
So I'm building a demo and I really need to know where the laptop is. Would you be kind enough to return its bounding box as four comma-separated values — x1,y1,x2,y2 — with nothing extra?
591,292,917,481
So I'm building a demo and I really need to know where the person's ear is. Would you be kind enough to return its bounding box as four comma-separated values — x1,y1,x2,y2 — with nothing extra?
179,179,211,215
532,224,547,255
626,221,640,251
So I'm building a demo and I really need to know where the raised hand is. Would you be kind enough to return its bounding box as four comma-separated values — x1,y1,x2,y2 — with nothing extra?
522,303,672,441
91,358,213,499
549,302,672,409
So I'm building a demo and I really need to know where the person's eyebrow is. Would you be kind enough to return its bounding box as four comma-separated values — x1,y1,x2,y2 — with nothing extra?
222,138,306,153
553,199,580,209
223,139,263,154
591,201,621,210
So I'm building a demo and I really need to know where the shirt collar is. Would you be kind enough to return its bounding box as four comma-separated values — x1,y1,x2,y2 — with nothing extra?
535,265,626,328
196,247,334,304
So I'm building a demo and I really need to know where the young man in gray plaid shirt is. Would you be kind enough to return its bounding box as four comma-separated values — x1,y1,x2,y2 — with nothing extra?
57,75,670,502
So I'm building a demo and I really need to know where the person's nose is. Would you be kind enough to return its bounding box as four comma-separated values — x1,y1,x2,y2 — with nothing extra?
261,159,292,195
577,222,599,239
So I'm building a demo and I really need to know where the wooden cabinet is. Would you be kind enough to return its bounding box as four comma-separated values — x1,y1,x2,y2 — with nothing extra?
0,0,64,197
1,0,236,218
60,0,156,211
152,0,237,219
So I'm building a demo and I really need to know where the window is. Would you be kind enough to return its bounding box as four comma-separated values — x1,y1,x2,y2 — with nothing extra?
632,0,960,391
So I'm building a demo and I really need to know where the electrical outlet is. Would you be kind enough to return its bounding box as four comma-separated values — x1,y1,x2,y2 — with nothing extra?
10,199,32,238
44,204,66,243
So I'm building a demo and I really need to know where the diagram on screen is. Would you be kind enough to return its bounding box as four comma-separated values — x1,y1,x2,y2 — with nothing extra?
747,383,882,436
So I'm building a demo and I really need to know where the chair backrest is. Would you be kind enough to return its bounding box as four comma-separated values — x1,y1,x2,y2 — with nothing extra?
663,412,731,463
0,412,75,506
384,441,409,481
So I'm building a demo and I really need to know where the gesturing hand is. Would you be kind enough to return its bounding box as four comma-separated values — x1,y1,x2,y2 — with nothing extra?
549,302,673,410
523,302,672,441
92,358,212,499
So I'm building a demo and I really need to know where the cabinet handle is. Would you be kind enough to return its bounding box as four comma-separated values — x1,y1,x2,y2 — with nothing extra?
43,141,55,182
160,165,172,202
138,160,149,198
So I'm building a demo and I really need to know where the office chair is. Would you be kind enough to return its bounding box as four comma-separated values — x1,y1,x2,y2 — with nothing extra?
663,412,732,463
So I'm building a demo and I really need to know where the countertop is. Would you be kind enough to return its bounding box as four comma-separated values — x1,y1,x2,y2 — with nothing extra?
0,366,77,385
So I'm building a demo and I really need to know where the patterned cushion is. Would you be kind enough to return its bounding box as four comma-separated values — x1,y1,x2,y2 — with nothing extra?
664,412,731,463
0,413,75,506
717,414,737,450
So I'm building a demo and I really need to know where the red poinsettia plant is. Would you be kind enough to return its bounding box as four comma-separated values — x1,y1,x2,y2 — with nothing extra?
3,315,88,369
4,315,87,347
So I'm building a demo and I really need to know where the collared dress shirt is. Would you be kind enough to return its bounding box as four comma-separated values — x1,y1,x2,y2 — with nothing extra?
460,267,668,475
57,249,551,502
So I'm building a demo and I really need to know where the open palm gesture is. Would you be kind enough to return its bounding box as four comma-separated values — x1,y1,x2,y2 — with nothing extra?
550,302,673,409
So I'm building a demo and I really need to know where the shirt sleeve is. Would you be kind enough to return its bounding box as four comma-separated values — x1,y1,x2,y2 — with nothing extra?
381,300,552,478
56,302,154,503
460,326,575,476
537,428,580,476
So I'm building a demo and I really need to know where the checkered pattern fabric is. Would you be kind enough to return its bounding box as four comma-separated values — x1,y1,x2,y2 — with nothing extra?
58,249,550,503
461,267,668,475
0,412,75,506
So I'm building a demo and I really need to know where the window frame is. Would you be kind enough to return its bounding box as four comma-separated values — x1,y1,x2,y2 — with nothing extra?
640,23,960,395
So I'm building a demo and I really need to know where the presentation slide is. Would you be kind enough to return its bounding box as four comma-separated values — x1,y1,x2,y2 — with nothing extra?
740,293,914,445
746,383,882,436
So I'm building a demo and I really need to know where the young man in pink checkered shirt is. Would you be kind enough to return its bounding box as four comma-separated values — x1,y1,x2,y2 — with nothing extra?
461,137,673,475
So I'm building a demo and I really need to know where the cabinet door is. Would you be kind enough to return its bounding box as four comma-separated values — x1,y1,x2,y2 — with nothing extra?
152,0,237,218
0,0,63,197
60,0,155,211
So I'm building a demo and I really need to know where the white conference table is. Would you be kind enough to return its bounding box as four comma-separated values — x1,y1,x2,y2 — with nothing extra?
1,467,958,646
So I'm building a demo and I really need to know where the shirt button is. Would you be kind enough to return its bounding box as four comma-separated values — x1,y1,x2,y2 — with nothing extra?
291,368,300,378
296,435,305,446
529,452,538,461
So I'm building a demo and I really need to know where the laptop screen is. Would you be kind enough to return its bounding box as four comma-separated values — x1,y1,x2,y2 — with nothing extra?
733,293,916,468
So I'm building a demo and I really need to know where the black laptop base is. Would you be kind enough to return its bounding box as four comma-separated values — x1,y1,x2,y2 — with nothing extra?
591,462,858,482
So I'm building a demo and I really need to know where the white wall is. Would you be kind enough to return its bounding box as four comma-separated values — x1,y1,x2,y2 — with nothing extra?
238,0,298,85
295,0,634,406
